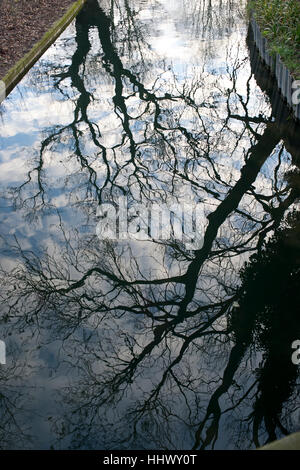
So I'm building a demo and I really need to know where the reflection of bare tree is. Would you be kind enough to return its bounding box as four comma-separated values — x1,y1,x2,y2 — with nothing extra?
192,212,300,449
8,0,270,215
2,160,299,450
1,0,300,451
0,343,34,449
2,208,299,449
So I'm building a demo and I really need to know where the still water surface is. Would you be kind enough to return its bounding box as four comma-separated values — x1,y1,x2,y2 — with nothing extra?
0,0,299,450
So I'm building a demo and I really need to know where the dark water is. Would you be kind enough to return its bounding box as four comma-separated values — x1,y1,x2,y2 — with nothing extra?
0,0,299,450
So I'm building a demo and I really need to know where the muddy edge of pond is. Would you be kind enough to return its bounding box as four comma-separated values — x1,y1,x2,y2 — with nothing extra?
250,15,300,122
0,0,86,101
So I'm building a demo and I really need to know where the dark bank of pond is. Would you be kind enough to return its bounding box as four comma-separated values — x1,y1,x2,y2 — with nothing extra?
0,0,299,450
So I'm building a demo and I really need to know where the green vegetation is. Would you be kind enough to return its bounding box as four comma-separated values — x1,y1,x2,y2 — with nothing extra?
249,0,300,79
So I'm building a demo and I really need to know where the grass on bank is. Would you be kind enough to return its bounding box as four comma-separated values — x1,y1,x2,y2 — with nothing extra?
249,0,300,79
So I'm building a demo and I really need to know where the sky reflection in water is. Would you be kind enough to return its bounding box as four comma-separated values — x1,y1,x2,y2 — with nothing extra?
0,0,299,450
